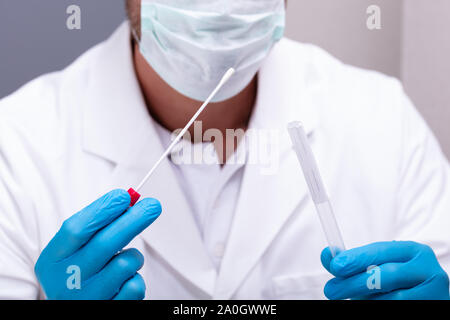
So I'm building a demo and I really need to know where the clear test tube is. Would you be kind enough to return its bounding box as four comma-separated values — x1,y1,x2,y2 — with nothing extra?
287,122,346,257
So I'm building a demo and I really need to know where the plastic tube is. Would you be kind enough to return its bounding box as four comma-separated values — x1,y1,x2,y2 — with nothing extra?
287,121,346,257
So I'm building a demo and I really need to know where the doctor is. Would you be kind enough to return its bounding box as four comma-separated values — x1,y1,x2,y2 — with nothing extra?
0,0,449,300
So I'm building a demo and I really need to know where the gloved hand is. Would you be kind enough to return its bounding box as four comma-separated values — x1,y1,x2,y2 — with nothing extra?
34,189,162,300
321,241,450,300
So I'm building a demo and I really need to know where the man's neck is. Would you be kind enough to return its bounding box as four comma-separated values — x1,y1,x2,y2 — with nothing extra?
133,43,257,141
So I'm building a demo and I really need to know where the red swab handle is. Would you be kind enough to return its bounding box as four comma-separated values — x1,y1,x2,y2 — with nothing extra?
127,188,141,207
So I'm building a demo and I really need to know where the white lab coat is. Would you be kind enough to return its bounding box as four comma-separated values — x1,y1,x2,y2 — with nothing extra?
0,22,449,300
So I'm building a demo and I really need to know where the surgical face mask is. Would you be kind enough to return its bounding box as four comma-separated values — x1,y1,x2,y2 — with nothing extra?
138,0,285,102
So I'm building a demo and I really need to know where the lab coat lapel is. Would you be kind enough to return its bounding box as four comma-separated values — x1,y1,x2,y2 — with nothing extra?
80,22,217,296
215,40,319,299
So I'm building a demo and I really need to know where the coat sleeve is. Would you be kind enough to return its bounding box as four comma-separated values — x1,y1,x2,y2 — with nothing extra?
0,119,42,299
394,91,450,274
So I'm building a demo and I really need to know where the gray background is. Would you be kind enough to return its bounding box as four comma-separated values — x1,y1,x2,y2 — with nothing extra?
1,0,449,158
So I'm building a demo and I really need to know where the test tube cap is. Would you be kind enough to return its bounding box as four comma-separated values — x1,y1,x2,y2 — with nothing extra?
127,188,141,207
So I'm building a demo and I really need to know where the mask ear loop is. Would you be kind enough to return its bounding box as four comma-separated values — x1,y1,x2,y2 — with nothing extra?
131,26,141,45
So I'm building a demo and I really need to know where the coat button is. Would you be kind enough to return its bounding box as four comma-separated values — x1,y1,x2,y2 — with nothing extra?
213,243,225,258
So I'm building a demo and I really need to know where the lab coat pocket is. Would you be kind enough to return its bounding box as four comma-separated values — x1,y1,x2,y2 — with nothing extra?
271,272,331,300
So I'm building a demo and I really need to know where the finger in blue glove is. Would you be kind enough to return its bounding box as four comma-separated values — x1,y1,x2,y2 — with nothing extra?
321,241,450,300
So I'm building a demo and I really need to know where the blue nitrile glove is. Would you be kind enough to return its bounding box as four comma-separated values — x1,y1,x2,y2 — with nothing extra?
34,189,162,300
321,241,450,300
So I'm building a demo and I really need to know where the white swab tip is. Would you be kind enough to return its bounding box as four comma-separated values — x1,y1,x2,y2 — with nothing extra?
221,68,235,83
227,67,236,75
